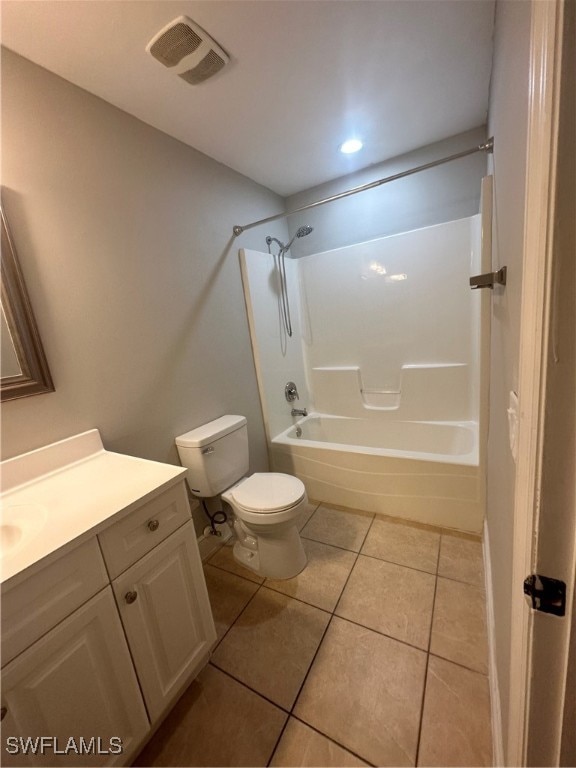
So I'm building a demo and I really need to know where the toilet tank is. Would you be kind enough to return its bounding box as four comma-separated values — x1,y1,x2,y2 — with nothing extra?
175,415,249,497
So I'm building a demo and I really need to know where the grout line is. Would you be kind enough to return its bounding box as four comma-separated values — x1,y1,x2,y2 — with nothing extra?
204,558,265,586
260,582,339,616
435,571,487,590
208,661,290,714
299,532,363,555
428,651,490,677
358,550,439,578
415,558,441,767
331,512,376,615
332,614,429,655
209,580,264,652
286,522,374,746
414,651,431,767
257,584,332,617
266,713,291,767
289,714,377,767
288,613,335,715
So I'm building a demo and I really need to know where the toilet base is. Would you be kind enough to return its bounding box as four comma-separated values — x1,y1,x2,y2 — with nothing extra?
232,520,307,580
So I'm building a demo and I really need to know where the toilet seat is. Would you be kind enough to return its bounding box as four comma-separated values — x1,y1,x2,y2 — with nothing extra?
230,473,306,514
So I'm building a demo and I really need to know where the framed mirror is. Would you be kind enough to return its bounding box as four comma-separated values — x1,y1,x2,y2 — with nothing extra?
1,204,54,401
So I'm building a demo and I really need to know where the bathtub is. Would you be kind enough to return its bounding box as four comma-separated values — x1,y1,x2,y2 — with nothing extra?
270,414,483,533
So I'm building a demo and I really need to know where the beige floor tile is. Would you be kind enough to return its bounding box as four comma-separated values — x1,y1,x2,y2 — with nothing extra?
418,655,492,766
204,564,260,642
265,538,356,612
438,535,485,586
271,717,369,767
134,664,287,767
294,617,426,767
301,505,373,552
209,541,265,584
361,518,440,573
430,577,488,673
335,555,435,650
211,587,330,710
298,502,320,531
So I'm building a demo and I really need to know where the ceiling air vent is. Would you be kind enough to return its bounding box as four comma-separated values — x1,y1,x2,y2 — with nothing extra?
146,16,230,85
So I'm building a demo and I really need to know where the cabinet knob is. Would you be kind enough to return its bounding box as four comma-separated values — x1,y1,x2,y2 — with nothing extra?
125,590,138,604
148,519,160,532
0,707,7,721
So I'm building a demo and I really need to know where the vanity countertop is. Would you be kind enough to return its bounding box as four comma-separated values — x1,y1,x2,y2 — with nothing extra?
0,430,186,585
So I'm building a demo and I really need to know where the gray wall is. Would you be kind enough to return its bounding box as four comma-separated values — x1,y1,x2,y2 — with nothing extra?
1,49,288,533
485,0,532,756
285,126,487,258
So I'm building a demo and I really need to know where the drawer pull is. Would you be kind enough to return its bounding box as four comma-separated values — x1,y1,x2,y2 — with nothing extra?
125,590,138,604
0,707,7,721
148,519,160,532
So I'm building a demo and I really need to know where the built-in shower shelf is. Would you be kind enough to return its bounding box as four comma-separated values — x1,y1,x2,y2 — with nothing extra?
360,389,401,409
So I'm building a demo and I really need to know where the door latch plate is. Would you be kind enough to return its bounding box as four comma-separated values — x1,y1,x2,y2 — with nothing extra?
523,574,566,616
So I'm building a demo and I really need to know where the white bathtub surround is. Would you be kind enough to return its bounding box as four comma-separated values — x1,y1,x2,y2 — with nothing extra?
242,215,485,534
310,363,472,421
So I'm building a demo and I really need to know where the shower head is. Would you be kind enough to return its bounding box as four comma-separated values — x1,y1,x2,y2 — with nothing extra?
265,225,314,254
284,225,314,251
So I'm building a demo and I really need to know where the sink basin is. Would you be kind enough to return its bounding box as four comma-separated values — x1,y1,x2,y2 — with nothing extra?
0,503,47,558
0,524,23,552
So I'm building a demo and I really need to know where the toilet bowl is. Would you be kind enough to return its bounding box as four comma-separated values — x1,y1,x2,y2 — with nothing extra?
175,416,308,579
222,473,308,579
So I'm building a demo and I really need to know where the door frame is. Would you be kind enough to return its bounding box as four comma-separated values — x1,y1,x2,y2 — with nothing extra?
507,0,565,764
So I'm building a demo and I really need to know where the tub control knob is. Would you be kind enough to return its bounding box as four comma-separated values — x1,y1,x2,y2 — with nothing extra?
148,519,160,532
285,381,299,402
125,591,138,604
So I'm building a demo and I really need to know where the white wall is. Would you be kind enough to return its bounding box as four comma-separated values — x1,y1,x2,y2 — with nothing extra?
285,127,487,258
484,0,532,756
240,249,309,439
1,49,288,534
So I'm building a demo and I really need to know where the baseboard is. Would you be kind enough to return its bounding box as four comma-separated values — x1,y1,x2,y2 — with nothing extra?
484,519,505,766
198,522,232,561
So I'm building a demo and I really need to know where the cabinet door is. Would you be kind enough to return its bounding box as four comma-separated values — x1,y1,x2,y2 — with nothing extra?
112,521,217,721
0,588,149,767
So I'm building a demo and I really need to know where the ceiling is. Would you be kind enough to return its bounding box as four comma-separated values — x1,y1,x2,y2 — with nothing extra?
1,1,495,197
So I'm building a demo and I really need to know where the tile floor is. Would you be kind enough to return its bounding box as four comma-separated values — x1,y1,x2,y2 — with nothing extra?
135,503,493,767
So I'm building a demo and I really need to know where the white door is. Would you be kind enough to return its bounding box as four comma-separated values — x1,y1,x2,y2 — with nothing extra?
112,521,217,722
508,1,575,765
0,588,149,767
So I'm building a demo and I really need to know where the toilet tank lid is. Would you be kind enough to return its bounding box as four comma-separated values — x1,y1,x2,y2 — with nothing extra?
175,415,247,448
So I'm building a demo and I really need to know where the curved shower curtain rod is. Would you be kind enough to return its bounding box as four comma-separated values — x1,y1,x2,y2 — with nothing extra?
232,137,494,237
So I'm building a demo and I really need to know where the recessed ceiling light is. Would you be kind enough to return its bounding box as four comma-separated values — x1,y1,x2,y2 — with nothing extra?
339,138,363,154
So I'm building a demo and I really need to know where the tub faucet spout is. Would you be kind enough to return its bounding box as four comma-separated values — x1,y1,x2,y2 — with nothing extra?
291,407,308,418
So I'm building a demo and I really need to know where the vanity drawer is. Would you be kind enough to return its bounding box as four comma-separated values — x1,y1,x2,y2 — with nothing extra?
98,482,191,579
1,537,108,666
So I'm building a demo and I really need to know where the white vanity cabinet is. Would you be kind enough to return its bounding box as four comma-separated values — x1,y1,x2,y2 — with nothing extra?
0,589,149,767
1,430,217,768
111,521,217,721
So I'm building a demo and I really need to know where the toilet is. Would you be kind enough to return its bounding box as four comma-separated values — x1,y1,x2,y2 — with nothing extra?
175,415,307,579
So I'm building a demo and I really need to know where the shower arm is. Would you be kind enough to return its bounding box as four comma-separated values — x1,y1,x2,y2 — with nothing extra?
232,138,494,236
